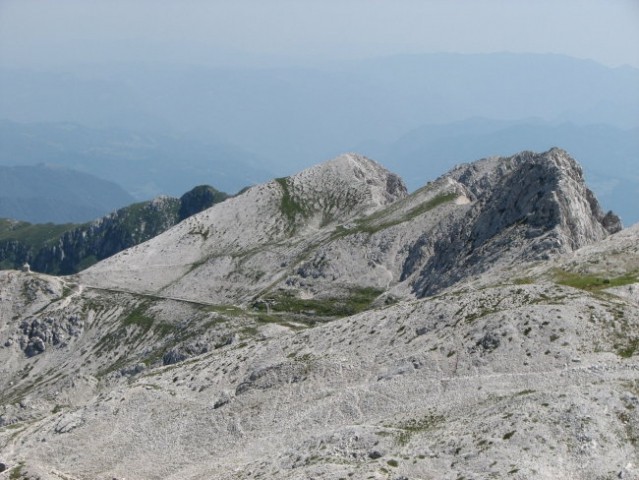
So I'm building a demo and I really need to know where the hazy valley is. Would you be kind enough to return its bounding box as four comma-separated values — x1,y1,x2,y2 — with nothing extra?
2,53,638,225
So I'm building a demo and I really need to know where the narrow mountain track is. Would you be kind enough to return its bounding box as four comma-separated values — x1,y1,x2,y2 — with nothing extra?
81,283,233,308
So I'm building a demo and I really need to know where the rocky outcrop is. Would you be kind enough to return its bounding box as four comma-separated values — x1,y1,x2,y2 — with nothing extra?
162,341,209,366
409,148,622,296
19,315,84,357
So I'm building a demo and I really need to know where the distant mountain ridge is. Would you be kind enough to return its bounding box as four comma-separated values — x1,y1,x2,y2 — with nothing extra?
1,52,637,183
0,185,228,275
0,164,135,223
369,118,639,224
0,120,274,198
2,53,637,221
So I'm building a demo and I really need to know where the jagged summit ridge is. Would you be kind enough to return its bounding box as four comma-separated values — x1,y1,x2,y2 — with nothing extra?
447,147,621,238
77,149,622,304
410,148,622,296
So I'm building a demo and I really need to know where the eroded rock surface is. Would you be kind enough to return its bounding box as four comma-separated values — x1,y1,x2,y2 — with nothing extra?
0,150,636,480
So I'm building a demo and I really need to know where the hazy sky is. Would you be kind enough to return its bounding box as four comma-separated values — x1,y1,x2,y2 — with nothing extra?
1,0,638,69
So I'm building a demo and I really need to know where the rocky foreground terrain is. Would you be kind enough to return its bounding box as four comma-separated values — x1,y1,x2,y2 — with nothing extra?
0,149,637,479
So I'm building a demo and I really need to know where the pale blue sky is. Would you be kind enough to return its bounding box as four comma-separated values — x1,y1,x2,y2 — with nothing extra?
0,0,638,68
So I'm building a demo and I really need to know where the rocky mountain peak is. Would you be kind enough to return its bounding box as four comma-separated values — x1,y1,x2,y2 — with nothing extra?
410,148,622,296
279,153,407,228
75,154,407,299
321,153,407,202
448,148,578,195
445,147,620,239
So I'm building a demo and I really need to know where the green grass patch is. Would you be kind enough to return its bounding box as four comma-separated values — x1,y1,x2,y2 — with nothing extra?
394,414,444,446
255,287,383,318
515,389,535,396
51,404,67,414
119,303,175,337
350,192,458,236
276,177,308,224
61,285,73,298
121,304,155,331
9,462,26,480
0,219,77,247
2,423,24,431
199,304,245,316
617,338,639,358
254,314,307,330
555,270,639,291
465,307,499,323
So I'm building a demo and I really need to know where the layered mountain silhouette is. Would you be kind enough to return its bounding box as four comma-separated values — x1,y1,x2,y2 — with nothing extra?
0,164,134,223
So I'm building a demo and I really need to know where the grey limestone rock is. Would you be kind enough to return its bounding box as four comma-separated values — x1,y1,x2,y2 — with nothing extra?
411,148,618,297
213,391,232,409
23,337,46,357
162,342,209,366
477,332,501,351
19,314,84,357
54,412,85,434
602,210,623,234
236,362,308,395
162,349,188,366
119,363,146,377
0,150,634,480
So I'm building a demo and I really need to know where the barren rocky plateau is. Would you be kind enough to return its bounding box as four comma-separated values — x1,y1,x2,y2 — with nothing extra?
0,149,638,480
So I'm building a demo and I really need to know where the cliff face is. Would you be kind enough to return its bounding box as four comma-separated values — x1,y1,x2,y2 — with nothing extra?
410,148,623,296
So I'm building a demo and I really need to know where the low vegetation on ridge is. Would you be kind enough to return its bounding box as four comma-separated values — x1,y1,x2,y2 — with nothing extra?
554,269,639,291
0,185,229,275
